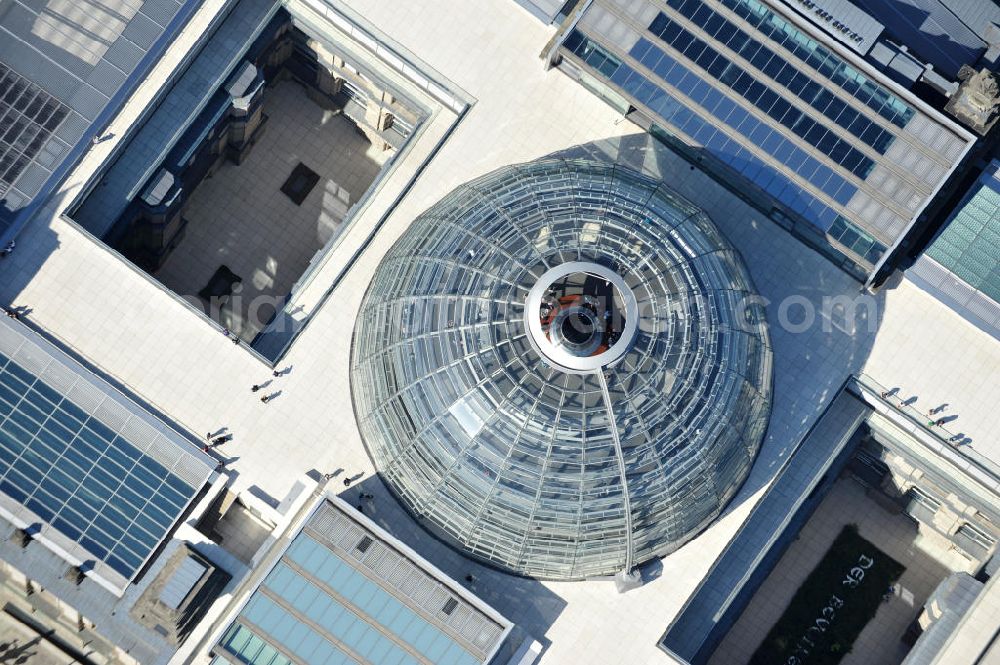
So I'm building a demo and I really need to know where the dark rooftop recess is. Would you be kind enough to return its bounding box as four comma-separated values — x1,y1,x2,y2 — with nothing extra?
280,162,321,205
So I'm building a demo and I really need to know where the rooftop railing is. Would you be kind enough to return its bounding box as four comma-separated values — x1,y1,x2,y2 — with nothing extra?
853,372,1000,485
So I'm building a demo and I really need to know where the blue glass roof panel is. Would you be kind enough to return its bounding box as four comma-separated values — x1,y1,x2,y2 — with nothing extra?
218,501,509,665
924,163,1000,303
0,319,214,584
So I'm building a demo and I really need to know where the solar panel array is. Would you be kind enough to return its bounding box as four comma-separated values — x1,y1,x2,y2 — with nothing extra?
0,62,69,199
0,319,213,582
560,0,971,270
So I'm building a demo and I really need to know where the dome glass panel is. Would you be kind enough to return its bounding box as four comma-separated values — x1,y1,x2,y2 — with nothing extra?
351,158,773,580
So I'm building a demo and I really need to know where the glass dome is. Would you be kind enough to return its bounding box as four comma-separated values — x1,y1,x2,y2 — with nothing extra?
351,158,772,580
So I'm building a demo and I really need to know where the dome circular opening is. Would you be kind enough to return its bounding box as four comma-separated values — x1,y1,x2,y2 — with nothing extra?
561,311,595,345
525,262,638,374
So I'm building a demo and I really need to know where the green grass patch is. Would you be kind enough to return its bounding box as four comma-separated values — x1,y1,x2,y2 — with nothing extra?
749,524,905,665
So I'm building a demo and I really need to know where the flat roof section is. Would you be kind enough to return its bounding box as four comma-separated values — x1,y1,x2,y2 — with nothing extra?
213,498,513,665
0,0,207,236
558,0,975,275
862,0,1000,78
0,316,215,594
908,160,1000,340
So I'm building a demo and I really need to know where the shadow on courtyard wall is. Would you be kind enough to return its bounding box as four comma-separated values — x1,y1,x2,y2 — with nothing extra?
68,77,386,345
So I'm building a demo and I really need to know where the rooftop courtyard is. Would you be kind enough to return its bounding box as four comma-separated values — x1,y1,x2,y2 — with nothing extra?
66,3,420,345
709,476,975,665
157,78,386,339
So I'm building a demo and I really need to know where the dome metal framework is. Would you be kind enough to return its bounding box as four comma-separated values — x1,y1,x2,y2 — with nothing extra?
351,158,773,580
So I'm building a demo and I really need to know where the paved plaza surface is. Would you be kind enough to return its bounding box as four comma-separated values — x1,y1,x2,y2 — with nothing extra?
709,477,975,665
0,1,999,663
156,79,387,339
0,609,76,664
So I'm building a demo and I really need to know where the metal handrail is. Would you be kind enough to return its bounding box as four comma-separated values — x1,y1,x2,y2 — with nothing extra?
854,372,1000,481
